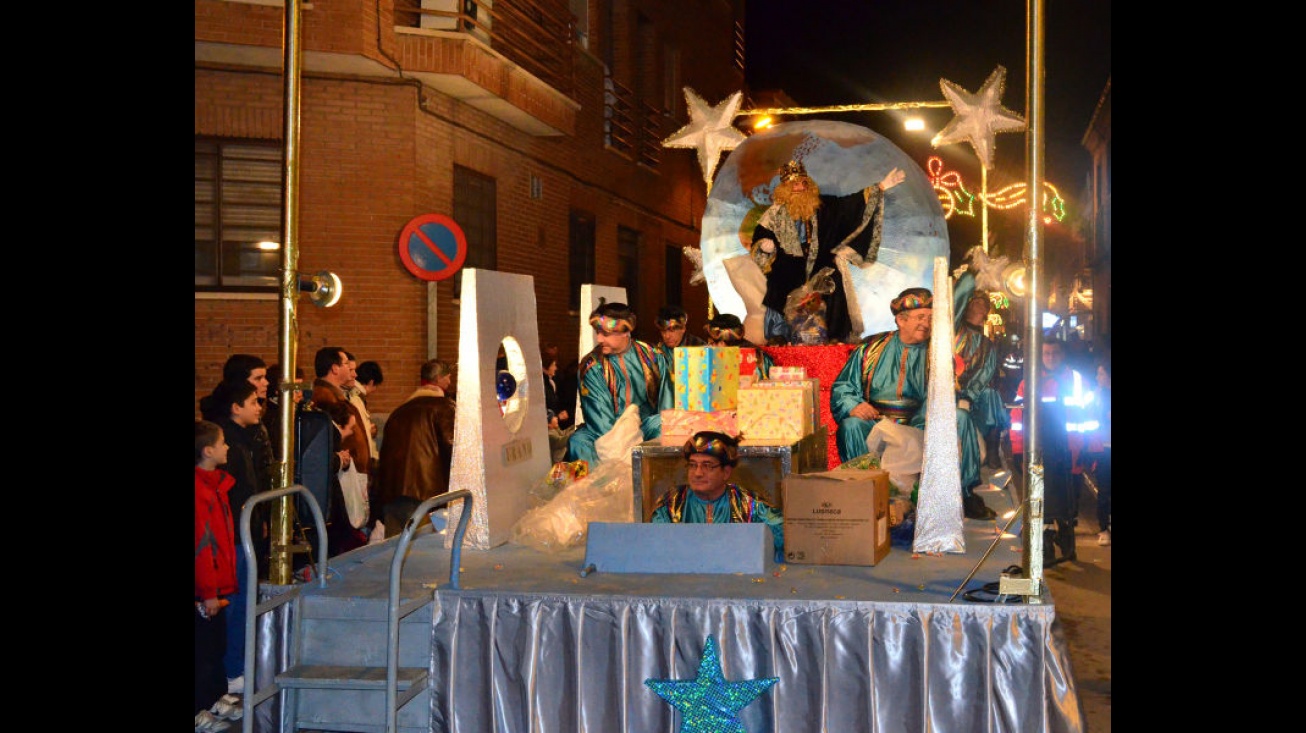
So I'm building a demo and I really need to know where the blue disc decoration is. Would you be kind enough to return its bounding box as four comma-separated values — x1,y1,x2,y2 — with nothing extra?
496,371,517,401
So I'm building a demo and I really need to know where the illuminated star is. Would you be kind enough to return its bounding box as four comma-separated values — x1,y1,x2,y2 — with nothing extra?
683,246,706,285
663,88,747,188
645,635,778,733
931,66,1026,170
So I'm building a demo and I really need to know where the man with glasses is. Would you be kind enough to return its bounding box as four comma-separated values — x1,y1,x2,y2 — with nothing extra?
652,304,706,373
650,431,785,563
830,287,996,520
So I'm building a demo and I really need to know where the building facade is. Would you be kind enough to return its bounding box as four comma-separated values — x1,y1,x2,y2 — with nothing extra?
195,0,745,416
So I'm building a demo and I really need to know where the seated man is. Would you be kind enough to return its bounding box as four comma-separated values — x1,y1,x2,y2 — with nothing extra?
830,286,995,519
565,301,673,465
704,312,775,380
650,431,785,563
653,304,707,372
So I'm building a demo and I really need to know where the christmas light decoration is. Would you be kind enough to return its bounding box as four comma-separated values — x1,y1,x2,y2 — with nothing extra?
927,156,1067,222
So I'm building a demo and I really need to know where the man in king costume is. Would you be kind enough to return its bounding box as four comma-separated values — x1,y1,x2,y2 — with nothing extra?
830,286,997,520
750,159,906,344
564,301,673,465
650,431,785,563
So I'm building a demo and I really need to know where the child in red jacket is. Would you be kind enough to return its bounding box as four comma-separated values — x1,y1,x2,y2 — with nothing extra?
195,420,240,731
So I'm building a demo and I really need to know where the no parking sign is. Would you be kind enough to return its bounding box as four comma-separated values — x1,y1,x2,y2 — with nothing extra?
397,213,468,281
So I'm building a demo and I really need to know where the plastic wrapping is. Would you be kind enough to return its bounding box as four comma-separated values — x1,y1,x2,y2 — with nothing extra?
510,406,641,553
783,266,837,345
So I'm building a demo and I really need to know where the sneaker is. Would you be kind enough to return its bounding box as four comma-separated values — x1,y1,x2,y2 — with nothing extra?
1097,530,1111,547
226,675,244,695
210,698,243,722
195,710,232,733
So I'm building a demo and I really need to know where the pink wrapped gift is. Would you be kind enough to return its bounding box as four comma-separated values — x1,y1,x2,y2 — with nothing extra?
769,365,807,381
660,408,739,438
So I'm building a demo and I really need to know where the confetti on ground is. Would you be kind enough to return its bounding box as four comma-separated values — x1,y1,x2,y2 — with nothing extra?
917,584,926,591
422,583,439,589
912,553,921,559
789,588,797,594
751,578,766,583
891,588,900,594
493,564,503,570
834,595,845,600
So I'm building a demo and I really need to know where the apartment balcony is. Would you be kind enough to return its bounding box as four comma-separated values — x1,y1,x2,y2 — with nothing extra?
195,0,578,136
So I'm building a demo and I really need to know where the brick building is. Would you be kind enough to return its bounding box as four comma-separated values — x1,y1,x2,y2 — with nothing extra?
195,0,746,418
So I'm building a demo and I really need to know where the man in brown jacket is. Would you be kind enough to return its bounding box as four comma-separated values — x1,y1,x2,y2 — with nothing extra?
310,346,372,476
372,359,457,537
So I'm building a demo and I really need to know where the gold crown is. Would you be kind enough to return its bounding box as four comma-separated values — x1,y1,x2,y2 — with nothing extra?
780,159,808,182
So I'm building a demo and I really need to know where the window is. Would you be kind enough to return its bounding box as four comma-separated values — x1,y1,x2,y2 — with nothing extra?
453,165,497,299
195,138,283,292
568,210,596,312
664,243,682,308
617,225,641,313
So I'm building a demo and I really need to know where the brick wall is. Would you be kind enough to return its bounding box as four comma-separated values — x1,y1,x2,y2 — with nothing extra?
195,0,733,417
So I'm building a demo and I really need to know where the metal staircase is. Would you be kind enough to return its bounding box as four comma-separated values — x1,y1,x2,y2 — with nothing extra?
237,487,473,733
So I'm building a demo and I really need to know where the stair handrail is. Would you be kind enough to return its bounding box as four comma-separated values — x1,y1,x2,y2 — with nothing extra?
385,489,475,733
239,484,328,733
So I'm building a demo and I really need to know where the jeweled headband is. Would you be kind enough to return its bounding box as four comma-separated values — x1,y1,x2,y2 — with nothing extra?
890,290,933,315
704,321,743,342
780,159,809,182
589,313,634,333
656,316,687,329
682,431,740,466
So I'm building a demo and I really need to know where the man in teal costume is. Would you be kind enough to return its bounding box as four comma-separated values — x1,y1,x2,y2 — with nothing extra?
650,431,785,563
703,312,775,380
565,301,673,465
830,286,996,519
952,270,1009,469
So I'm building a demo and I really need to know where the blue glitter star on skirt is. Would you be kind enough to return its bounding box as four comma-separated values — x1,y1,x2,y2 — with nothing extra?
644,635,779,733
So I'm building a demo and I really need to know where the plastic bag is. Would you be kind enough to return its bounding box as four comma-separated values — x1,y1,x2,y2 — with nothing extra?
338,461,370,529
510,406,641,553
865,420,924,503
783,267,837,345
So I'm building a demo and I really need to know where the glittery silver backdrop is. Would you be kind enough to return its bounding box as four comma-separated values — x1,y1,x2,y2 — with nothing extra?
445,268,554,550
912,257,966,554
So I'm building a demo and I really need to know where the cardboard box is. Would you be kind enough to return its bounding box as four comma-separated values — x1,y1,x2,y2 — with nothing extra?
736,382,812,442
660,408,739,438
781,469,890,566
673,346,741,411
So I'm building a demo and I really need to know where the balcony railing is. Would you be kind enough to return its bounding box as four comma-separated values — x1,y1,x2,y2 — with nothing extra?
604,76,665,169
394,0,575,97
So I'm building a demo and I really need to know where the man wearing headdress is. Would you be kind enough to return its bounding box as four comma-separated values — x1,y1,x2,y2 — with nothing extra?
830,286,996,519
564,301,673,465
653,304,707,373
750,160,906,344
651,431,785,563
952,271,1009,470
704,312,775,380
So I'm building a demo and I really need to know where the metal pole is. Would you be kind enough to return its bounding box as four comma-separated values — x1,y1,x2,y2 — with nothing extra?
1021,0,1047,596
270,0,305,586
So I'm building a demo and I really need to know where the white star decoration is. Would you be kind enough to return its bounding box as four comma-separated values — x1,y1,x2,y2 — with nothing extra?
663,88,747,188
931,66,1026,170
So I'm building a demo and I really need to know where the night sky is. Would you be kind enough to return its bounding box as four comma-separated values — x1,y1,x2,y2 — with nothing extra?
744,1,1111,209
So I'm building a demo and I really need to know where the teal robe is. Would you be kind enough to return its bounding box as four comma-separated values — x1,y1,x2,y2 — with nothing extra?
564,341,673,465
830,329,984,494
651,483,785,563
952,272,1010,437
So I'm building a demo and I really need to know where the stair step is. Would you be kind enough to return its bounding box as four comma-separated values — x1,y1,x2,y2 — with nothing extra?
277,664,428,690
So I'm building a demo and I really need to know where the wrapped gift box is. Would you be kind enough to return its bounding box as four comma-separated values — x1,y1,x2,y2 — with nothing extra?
660,408,739,438
673,346,741,412
782,468,891,566
736,381,813,442
769,365,807,381
750,377,821,437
